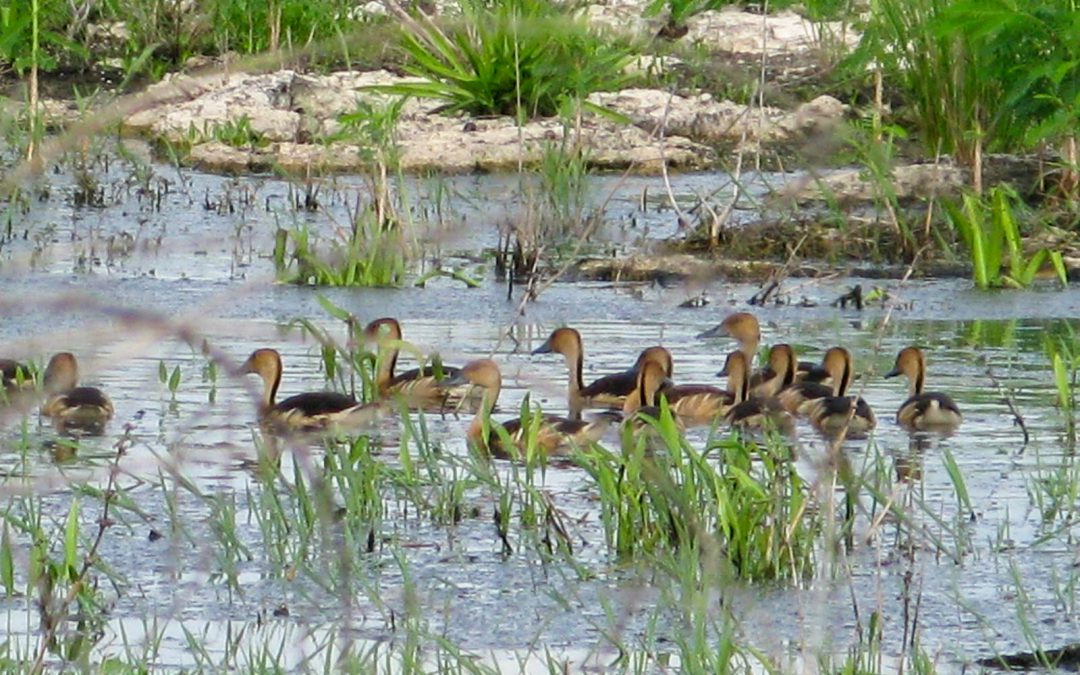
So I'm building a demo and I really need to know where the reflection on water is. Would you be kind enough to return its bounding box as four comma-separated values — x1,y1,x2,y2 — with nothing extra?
3,161,1080,670
0,305,1075,670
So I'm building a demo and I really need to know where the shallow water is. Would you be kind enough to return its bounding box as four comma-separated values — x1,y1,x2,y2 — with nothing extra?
3,159,1080,671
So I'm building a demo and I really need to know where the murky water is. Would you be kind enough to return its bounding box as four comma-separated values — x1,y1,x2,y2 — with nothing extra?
3,158,1080,671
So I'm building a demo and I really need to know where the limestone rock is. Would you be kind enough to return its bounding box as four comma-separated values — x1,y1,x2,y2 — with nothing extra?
588,89,847,144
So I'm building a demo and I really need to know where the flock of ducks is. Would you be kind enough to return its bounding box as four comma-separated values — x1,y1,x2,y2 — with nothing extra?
0,313,963,458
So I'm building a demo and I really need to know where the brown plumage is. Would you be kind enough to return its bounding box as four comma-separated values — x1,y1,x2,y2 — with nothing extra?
724,346,796,435
885,346,963,432
239,348,384,435
741,343,800,398
802,348,876,439
663,350,751,427
698,312,761,361
532,327,672,420
700,312,829,387
776,346,851,415
40,353,113,434
622,358,683,431
363,317,482,412
440,359,617,460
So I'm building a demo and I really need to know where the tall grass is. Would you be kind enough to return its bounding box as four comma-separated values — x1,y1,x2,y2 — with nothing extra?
851,0,999,170
944,186,1067,289
578,404,819,582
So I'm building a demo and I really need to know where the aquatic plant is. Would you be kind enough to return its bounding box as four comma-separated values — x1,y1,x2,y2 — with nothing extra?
377,0,635,119
275,101,414,287
578,402,819,581
944,186,1067,289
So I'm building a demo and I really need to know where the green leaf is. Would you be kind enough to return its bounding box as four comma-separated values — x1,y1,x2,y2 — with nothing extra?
316,294,352,322
0,525,14,595
64,497,80,579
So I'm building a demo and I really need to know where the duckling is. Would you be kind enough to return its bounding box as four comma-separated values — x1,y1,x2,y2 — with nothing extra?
40,353,113,434
803,348,876,438
885,346,963,432
663,350,748,427
699,311,827,384
239,348,384,435
532,327,673,420
363,318,482,412
776,346,850,415
439,359,617,460
724,347,796,435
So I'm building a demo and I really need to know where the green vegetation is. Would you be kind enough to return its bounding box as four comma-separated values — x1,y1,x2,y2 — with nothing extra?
944,186,1067,289
379,0,635,119
274,100,412,287
581,404,818,581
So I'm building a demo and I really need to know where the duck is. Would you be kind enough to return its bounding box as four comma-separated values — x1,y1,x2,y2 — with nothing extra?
532,327,673,420
662,349,747,427
622,358,681,427
723,347,796,435
1,359,35,391
699,312,829,385
739,343,799,398
239,348,384,435
363,317,482,412
776,346,851,415
438,358,617,460
40,353,114,434
802,348,876,438
885,346,963,432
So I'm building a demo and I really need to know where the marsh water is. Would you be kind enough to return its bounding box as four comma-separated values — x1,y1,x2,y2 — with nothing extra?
2,156,1080,672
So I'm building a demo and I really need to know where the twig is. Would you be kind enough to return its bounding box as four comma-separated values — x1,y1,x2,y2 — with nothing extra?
981,355,1030,451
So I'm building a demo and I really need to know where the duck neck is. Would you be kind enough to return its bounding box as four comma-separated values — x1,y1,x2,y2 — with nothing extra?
376,344,398,391
263,366,280,409
912,368,924,397
740,339,758,364
837,359,853,397
781,352,797,388
563,348,584,398
468,384,500,447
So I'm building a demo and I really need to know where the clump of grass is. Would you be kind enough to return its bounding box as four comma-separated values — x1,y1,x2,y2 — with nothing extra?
577,404,819,581
944,186,1067,290
379,0,635,120
207,116,268,150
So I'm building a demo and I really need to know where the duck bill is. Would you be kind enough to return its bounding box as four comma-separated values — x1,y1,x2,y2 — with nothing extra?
437,372,469,389
884,367,901,379
697,324,729,339
531,340,553,356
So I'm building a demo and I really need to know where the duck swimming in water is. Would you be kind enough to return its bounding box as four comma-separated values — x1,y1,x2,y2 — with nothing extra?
723,347,796,435
239,348,384,435
439,358,617,459
363,317,482,412
699,311,829,387
40,352,113,434
885,346,963,433
802,347,876,439
533,327,672,420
